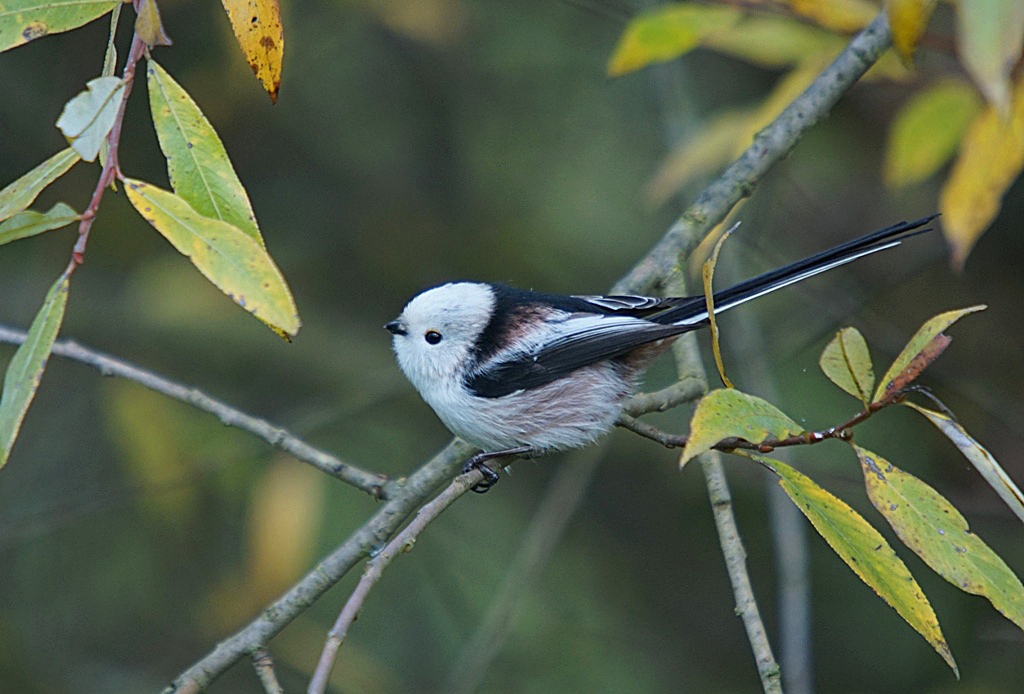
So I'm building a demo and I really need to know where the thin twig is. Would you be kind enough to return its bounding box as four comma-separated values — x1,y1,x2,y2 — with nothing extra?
307,466,487,694
0,326,391,497
251,649,284,694
445,449,602,693
164,438,476,694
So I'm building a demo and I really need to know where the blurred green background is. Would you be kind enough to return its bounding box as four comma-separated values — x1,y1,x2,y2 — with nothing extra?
1,1,1023,692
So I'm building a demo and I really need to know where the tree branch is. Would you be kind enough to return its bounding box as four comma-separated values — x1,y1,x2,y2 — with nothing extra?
0,326,391,498
163,438,477,694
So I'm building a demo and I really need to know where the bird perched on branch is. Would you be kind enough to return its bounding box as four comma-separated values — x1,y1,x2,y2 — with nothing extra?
386,216,936,492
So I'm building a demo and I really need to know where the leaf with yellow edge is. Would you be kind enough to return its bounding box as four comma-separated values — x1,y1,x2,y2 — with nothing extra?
855,445,1024,635
0,148,79,222
124,178,300,337
147,59,263,245
0,271,70,469
955,0,1024,113
0,0,119,53
939,73,1024,268
873,306,985,403
607,4,741,76
819,326,874,406
770,457,958,676
886,0,939,63
701,223,737,389
785,0,876,33
679,389,801,467
904,402,1024,525
0,202,79,247
885,80,982,188
221,0,284,103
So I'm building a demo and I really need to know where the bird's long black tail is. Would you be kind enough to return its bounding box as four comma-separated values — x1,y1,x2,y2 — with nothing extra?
655,215,938,327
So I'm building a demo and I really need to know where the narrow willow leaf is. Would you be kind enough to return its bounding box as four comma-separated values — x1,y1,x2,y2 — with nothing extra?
772,458,958,675
147,60,263,244
904,402,1024,524
56,76,126,162
0,272,70,469
856,445,1024,634
0,148,80,222
221,0,284,103
885,80,982,188
955,0,1024,112
123,178,299,337
873,306,985,403
0,202,79,246
679,389,801,467
608,4,740,76
939,74,1024,268
886,0,940,63
819,327,874,406
0,0,119,53
702,223,736,389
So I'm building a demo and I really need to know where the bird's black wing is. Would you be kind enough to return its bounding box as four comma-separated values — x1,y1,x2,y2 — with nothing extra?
466,314,689,398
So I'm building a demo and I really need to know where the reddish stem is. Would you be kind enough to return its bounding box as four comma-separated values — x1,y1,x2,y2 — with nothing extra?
66,32,148,275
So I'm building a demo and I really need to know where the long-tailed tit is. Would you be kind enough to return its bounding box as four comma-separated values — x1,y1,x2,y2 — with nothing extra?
386,216,936,491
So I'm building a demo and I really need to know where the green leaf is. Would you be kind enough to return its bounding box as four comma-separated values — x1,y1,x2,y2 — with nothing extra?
885,80,983,188
0,202,79,246
0,0,119,53
904,402,1024,525
680,389,801,466
873,306,985,403
0,148,80,223
0,271,70,469
608,4,741,76
147,59,263,245
123,178,300,337
819,327,874,406
772,458,958,676
956,0,1024,112
855,445,1024,635
55,76,126,162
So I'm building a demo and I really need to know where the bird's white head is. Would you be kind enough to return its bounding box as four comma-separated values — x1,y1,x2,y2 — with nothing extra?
385,282,496,397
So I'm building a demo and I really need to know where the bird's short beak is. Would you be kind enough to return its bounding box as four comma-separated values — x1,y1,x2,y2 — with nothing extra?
384,320,407,336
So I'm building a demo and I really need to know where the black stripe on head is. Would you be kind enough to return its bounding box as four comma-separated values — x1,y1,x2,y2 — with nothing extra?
469,284,599,365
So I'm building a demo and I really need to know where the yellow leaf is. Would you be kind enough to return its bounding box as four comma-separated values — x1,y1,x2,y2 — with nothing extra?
939,74,1024,268
884,80,982,188
135,0,171,48
874,306,984,403
124,178,300,337
786,0,877,33
704,15,845,68
772,458,958,676
856,445,1024,635
886,0,939,63
680,389,801,467
608,3,741,76
701,224,736,388
221,0,284,103
247,460,323,600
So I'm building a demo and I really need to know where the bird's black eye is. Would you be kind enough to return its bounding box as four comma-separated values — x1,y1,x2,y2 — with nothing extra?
424,330,443,345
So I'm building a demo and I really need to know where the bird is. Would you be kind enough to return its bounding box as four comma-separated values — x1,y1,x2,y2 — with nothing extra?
385,215,936,492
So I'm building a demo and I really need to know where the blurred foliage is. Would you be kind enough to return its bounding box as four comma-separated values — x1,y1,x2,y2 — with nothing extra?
1,0,1024,692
